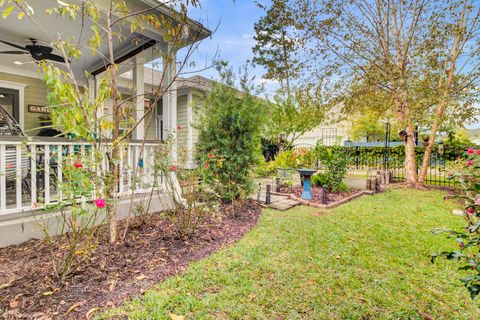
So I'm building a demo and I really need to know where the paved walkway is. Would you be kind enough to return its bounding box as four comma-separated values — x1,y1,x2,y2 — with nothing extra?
251,178,300,211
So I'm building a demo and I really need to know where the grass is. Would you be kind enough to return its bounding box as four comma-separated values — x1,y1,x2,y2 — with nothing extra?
105,188,480,319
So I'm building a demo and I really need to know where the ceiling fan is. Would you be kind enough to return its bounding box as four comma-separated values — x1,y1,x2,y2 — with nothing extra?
0,38,65,63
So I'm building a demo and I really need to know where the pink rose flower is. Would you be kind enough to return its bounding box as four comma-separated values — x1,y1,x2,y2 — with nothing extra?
475,198,480,205
176,125,181,130
477,150,480,155
95,198,106,209
171,165,177,171
466,160,474,166
466,207,475,215
458,243,464,247
74,162,83,169
468,148,475,154
6,163,13,169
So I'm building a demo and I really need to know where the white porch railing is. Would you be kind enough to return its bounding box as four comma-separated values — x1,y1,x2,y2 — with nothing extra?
0,137,165,216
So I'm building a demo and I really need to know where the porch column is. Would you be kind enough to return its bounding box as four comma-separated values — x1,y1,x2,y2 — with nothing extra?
133,55,145,140
186,91,194,167
162,44,177,161
87,76,96,102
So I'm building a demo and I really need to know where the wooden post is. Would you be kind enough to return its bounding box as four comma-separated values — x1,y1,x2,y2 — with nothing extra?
275,177,281,192
376,174,382,192
321,186,328,204
266,184,272,204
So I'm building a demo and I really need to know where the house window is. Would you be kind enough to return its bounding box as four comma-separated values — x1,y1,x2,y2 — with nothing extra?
0,87,19,123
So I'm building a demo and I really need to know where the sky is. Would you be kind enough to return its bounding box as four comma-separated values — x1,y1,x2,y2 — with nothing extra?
175,0,279,95
169,0,480,129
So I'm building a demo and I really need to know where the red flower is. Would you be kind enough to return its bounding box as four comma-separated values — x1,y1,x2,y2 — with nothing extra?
74,162,83,169
466,160,474,166
466,207,475,215
171,165,177,171
458,243,464,247
477,150,480,155
204,162,209,168
468,148,475,155
208,153,213,158
176,125,181,130
95,198,106,209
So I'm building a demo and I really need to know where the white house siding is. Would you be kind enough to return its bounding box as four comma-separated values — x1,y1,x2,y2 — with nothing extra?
295,120,352,147
176,95,188,151
191,91,205,148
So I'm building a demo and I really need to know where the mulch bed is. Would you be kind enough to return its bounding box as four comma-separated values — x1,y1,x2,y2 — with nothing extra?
280,185,361,205
0,200,261,319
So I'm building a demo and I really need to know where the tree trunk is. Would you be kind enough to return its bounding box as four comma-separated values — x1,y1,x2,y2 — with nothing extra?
417,102,446,186
106,2,120,244
404,123,417,185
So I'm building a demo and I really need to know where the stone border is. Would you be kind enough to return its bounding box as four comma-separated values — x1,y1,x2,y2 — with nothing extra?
287,190,374,209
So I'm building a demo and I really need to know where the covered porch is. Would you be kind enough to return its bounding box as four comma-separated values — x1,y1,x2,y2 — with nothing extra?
0,0,210,246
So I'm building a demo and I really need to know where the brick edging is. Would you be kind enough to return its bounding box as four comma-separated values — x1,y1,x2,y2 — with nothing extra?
288,190,373,209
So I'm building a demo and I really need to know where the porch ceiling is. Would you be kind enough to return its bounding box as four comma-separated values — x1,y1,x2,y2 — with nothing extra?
0,0,210,79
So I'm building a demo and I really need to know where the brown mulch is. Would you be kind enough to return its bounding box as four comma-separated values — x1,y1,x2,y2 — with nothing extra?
280,185,361,205
0,200,261,319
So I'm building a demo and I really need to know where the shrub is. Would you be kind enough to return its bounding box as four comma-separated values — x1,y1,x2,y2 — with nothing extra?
272,148,315,169
311,172,327,187
432,147,480,300
196,65,268,201
311,172,350,192
153,140,220,238
314,144,350,192
41,154,104,282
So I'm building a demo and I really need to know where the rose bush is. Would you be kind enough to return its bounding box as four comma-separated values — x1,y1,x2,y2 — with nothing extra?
432,147,480,300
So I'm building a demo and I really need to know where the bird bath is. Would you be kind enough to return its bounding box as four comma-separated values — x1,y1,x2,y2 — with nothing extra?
297,168,317,200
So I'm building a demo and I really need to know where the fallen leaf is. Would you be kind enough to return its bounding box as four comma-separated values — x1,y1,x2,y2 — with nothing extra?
109,278,118,292
42,288,60,296
418,311,434,320
66,302,82,315
85,307,99,319
9,299,19,308
169,314,185,320
0,278,15,289
135,274,146,280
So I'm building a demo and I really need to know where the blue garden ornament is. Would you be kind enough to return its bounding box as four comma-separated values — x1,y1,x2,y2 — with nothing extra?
297,168,317,200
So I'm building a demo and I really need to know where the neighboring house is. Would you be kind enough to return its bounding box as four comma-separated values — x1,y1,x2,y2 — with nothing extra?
295,104,352,147
0,0,211,247
468,128,480,145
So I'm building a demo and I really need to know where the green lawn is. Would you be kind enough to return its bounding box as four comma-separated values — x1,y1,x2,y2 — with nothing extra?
106,189,480,319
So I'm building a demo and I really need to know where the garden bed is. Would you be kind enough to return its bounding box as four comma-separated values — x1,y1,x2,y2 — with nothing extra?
280,185,368,208
0,200,261,319
281,185,361,204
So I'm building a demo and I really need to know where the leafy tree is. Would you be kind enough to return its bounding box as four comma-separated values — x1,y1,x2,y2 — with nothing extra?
196,65,268,201
253,0,330,149
266,86,329,148
253,0,303,92
273,0,480,186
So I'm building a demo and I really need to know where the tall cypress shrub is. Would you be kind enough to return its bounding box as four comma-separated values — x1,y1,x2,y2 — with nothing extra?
196,66,268,201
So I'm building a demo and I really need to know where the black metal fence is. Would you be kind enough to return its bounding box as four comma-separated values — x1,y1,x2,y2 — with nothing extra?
346,145,459,186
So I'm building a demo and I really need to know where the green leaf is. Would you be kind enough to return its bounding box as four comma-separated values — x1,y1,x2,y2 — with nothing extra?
2,5,14,18
468,222,480,233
